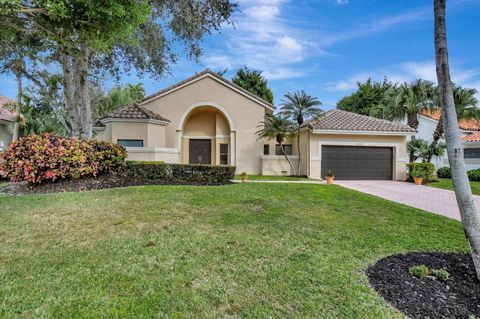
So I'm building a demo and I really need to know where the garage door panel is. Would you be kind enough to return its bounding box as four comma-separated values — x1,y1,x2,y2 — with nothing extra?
321,146,393,180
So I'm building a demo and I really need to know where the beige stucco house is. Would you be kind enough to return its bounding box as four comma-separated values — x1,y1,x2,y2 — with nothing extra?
95,69,416,180
0,96,15,151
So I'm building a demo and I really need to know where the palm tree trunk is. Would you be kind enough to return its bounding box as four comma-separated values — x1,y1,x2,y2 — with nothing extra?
279,142,296,176
407,112,419,129
427,116,444,162
296,128,301,176
435,0,480,279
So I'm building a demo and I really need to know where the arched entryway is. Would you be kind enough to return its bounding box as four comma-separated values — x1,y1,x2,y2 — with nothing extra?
178,103,235,165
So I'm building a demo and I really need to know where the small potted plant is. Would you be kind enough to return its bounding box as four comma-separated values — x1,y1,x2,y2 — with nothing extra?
413,174,424,185
325,170,335,184
240,172,248,183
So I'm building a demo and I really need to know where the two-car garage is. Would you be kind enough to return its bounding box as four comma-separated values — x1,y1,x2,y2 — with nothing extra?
321,146,393,180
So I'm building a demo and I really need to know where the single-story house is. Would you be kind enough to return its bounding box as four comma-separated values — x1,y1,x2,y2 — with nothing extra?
0,96,15,151
95,69,416,180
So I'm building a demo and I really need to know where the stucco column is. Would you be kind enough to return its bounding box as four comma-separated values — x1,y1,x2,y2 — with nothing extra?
230,131,236,166
176,130,182,150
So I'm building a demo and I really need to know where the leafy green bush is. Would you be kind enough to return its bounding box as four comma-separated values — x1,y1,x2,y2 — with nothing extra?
431,269,450,282
468,169,480,182
437,167,452,179
409,264,430,278
406,163,435,180
120,161,235,184
0,133,126,183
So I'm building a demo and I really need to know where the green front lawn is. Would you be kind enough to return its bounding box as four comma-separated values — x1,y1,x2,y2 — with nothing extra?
427,178,480,195
234,174,311,181
0,183,466,318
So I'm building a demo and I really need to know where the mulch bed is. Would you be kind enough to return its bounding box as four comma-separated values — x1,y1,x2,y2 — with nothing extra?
0,175,231,195
367,252,480,319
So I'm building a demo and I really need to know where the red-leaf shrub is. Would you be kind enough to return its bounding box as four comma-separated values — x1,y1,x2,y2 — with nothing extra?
0,133,127,183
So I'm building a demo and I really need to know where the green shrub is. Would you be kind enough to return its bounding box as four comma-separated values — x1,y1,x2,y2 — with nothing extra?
468,169,480,182
120,161,235,184
431,269,450,282
406,163,435,180
0,133,127,183
409,264,430,278
437,167,452,179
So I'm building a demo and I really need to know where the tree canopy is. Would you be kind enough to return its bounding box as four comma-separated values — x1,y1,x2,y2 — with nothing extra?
232,67,274,103
336,78,395,117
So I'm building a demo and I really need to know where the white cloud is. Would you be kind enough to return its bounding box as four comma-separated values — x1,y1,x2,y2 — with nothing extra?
335,0,349,4
277,35,303,53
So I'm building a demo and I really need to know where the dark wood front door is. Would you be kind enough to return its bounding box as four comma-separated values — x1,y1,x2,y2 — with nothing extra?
321,146,393,180
189,139,211,164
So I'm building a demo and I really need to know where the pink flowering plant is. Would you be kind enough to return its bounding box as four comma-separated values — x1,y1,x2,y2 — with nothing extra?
0,133,127,183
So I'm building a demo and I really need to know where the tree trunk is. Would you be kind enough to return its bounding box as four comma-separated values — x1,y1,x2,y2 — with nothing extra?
434,0,480,279
278,140,296,176
76,42,92,139
407,112,419,129
296,128,301,176
12,67,22,142
60,51,78,136
427,116,444,162
60,43,92,139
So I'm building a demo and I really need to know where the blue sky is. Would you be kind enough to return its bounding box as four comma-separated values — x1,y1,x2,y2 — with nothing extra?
1,0,480,110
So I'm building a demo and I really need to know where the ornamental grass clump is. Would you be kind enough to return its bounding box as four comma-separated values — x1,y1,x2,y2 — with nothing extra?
0,133,126,183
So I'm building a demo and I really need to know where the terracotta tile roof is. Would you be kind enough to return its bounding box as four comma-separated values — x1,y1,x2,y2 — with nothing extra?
0,96,15,122
421,110,480,131
96,103,170,126
308,109,417,133
462,131,480,142
140,68,276,110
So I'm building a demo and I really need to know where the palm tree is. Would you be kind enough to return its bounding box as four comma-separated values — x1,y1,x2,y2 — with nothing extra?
429,86,479,156
434,0,480,279
279,91,323,175
385,79,435,129
407,139,429,163
256,114,296,175
126,83,145,102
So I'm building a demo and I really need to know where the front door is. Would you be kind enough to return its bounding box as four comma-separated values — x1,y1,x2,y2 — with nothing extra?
189,139,211,164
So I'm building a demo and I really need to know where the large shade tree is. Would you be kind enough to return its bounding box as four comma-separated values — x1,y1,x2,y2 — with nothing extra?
256,114,296,175
434,0,480,279
337,78,396,117
0,0,238,138
232,67,274,103
280,91,322,175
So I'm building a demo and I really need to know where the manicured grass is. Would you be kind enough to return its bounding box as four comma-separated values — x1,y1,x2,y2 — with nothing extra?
234,174,311,181
0,183,466,318
427,178,480,195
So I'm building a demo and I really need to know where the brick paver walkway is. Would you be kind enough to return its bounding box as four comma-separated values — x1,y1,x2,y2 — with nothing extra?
336,180,480,221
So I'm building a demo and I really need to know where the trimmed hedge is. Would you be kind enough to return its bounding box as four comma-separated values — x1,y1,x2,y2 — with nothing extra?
437,167,452,179
468,169,480,182
406,163,435,180
120,161,235,184
0,133,127,183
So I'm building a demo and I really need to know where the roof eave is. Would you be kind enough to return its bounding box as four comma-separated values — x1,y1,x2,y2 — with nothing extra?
311,129,417,136
100,117,170,126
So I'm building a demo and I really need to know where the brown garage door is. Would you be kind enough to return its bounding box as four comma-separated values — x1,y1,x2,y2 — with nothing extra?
321,146,393,180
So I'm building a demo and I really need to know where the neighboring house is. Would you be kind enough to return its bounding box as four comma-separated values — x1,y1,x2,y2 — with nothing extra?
95,69,415,180
414,110,480,170
0,96,15,151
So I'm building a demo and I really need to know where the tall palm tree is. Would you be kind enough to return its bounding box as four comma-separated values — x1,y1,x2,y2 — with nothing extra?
280,91,323,175
256,114,296,175
385,79,435,129
430,86,479,150
127,83,145,102
435,0,480,279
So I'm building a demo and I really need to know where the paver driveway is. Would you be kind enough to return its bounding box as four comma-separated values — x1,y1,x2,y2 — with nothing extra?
336,180,480,221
